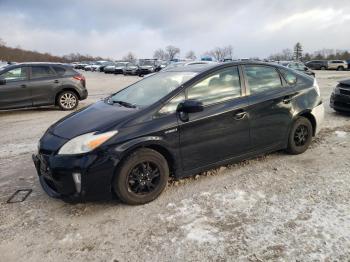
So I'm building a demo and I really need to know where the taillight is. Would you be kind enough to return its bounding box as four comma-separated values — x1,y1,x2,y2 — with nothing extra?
73,74,86,87
73,75,85,81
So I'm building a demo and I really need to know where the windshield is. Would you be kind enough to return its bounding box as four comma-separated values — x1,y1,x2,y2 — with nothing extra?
115,62,127,67
140,60,154,66
111,71,197,107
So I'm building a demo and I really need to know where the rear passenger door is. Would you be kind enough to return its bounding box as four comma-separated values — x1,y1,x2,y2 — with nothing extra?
29,65,59,106
0,66,31,109
243,65,296,150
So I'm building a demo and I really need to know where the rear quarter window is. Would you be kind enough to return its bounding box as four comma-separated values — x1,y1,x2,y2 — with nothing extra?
279,68,297,85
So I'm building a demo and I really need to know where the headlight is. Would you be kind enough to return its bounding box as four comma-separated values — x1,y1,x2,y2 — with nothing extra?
313,78,321,96
58,131,118,155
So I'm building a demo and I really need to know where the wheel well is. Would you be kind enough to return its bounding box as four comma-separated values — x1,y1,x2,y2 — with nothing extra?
299,112,316,136
55,88,80,104
121,144,176,177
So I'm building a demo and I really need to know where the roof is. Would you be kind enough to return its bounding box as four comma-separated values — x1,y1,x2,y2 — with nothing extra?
0,62,72,71
162,61,282,73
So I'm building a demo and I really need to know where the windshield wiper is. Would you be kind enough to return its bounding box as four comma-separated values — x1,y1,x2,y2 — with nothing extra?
107,98,137,108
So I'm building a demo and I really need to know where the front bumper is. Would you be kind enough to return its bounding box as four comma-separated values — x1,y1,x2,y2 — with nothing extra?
32,150,120,201
311,102,324,135
330,92,350,112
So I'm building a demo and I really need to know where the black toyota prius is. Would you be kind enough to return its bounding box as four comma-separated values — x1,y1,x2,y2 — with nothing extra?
33,62,324,205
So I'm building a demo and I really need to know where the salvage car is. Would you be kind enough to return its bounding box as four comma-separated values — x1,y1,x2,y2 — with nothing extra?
123,63,139,75
330,79,350,112
305,60,328,70
278,61,315,77
33,62,324,205
138,59,159,76
0,63,87,110
327,60,348,71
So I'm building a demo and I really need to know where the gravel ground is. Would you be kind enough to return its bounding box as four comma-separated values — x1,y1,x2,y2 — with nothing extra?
0,70,350,261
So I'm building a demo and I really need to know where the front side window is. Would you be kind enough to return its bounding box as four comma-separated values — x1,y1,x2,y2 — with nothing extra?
31,66,56,79
1,67,27,82
111,71,196,107
187,67,241,106
244,66,282,94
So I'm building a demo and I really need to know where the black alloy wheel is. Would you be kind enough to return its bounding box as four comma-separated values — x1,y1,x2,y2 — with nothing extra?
286,117,313,155
113,148,169,205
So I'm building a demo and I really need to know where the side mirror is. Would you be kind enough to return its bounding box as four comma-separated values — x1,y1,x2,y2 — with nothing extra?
304,67,308,71
177,99,204,114
0,79,6,85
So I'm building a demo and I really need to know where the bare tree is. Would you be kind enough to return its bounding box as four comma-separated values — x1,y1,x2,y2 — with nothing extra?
208,45,233,61
122,52,137,62
282,49,293,60
0,38,5,47
166,45,180,61
153,48,168,60
185,50,197,60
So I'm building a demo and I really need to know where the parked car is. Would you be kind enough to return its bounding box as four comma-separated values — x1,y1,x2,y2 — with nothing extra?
163,61,217,70
114,62,129,74
0,63,87,110
305,60,328,70
33,62,324,205
327,60,348,71
75,62,89,70
98,61,114,72
347,60,350,69
330,79,350,112
138,59,159,76
278,61,315,77
123,63,139,75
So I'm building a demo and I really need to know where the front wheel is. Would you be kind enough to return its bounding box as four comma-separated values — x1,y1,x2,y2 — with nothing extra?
337,66,344,71
113,148,169,205
57,91,79,110
286,117,313,155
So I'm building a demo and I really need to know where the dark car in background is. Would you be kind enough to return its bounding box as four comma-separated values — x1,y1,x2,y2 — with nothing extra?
278,61,315,77
305,60,328,70
330,79,350,112
33,62,323,205
0,63,87,110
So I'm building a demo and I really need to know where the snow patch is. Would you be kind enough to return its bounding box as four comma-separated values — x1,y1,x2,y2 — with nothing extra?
334,131,347,138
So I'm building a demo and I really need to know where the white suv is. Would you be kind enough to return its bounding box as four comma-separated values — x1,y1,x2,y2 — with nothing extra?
327,60,348,71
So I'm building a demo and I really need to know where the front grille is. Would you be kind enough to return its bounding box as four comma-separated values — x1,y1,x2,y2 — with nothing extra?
340,88,350,96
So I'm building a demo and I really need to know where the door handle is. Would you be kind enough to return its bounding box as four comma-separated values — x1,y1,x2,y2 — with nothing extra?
283,96,293,104
54,80,59,83
21,84,26,88
283,92,299,104
234,110,247,120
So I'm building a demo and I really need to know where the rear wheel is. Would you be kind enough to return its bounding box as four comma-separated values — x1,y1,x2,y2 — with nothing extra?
286,117,313,155
337,66,344,71
57,91,78,110
320,66,326,70
113,148,169,205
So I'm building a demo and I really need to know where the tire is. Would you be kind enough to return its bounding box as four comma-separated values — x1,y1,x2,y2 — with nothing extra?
57,90,79,111
337,66,344,71
320,66,326,70
113,148,169,205
286,117,313,155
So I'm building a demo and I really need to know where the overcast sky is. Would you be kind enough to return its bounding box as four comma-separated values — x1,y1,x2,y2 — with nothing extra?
0,0,349,59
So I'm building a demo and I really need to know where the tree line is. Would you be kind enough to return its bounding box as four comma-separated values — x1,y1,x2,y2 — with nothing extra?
269,42,350,62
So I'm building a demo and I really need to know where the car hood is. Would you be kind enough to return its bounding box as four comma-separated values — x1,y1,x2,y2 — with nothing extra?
140,65,154,69
50,101,139,139
339,79,350,87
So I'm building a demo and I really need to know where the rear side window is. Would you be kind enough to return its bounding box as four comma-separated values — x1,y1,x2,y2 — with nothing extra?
279,68,297,85
1,67,27,82
53,66,66,76
187,67,241,106
244,66,282,94
31,66,56,79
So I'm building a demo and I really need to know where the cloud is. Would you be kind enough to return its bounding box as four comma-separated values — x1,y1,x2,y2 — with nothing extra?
0,0,350,59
